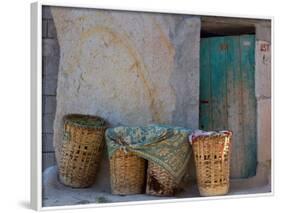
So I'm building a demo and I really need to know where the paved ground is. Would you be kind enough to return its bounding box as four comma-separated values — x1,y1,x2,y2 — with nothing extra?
42,166,271,207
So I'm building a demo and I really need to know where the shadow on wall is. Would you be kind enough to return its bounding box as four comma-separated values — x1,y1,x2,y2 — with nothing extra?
42,6,60,171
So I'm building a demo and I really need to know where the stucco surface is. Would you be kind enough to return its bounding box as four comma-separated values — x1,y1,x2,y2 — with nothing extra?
51,7,201,161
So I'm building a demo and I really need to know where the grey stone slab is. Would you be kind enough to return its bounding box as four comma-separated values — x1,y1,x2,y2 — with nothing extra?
43,113,56,133
42,165,271,207
255,23,271,42
42,152,56,171
51,8,201,157
43,95,57,114
170,16,201,128
257,98,271,163
255,41,271,99
42,133,55,152
42,6,53,19
42,19,48,38
42,166,185,207
43,55,59,79
42,38,59,57
47,20,57,38
43,77,58,95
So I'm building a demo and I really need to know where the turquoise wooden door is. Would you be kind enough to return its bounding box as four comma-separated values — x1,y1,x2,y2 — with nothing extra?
200,35,257,178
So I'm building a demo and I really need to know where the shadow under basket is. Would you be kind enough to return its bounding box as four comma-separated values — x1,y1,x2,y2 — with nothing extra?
58,114,106,188
146,161,178,196
192,134,232,196
109,149,147,195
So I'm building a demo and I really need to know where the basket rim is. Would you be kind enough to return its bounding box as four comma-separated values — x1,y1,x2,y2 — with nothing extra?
190,130,232,144
63,114,107,129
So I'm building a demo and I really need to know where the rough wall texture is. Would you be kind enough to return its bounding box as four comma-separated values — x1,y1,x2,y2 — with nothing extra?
42,6,271,188
42,6,59,171
255,37,271,185
50,7,201,163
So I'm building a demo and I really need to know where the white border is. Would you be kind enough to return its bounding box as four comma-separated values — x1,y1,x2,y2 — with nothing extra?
31,0,274,211
31,2,43,210
39,0,273,20
41,193,273,211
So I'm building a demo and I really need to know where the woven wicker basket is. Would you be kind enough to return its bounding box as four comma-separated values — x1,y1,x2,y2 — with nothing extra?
146,161,178,196
109,149,147,195
192,132,232,196
58,114,106,188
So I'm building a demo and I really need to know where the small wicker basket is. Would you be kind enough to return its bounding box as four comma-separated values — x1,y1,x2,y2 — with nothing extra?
191,132,232,196
58,114,106,188
109,149,147,195
146,161,178,196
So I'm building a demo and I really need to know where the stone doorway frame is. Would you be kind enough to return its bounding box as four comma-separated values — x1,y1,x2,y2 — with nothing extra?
200,16,272,188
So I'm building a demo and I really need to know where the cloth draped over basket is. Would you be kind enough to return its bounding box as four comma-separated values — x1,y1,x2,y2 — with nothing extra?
105,125,193,183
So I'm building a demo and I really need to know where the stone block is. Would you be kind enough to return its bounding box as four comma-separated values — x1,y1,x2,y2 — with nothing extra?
255,41,271,99
42,6,53,19
43,95,57,114
42,152,56,171
42,19,48,38
51,8,201,156
43,55,59,78
42,133,55,152
42,78,58,95
257,98,271,163
255,23,271,42
47,20,57,38
43,113,56,133
42,39,59,57
42,165,271,207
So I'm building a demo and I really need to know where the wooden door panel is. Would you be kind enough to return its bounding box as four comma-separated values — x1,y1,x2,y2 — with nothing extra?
225,36,244,178
200,35,256,178
209,37,228,130
199,39,211,130
239,35,257,177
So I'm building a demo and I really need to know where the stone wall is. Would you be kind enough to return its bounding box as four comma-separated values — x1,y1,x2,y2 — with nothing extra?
41,6,201,171
255,22,271,185
42,6,271,188
42,6,59,170
50,7,201,166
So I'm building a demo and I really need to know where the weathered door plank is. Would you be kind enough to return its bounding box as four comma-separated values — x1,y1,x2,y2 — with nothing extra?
240,35,257,177
199,35,257,178
225,36,244,178
199,39,211,130
209,37,228,130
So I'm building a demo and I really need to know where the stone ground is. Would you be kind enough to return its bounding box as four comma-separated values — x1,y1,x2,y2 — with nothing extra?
42,166,271,207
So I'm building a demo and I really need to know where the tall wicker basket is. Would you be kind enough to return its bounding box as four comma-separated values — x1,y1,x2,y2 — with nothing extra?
146,161,178,196
58,114,106,188
109,149,147,195
192,132,232,196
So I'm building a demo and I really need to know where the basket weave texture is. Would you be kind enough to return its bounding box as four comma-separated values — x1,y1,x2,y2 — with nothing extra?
192,133,232,196
146,161,177,196
58,114,106,188
109,149,147,195
106,125,193,195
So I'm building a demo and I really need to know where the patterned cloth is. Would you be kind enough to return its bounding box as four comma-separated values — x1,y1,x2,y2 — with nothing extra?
105,125,192,183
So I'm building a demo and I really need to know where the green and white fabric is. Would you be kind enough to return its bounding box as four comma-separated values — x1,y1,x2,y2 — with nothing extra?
105,125,192,183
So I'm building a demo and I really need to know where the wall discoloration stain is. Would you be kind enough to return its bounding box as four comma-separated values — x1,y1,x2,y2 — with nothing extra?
51,8,200,164
74,25,162,122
